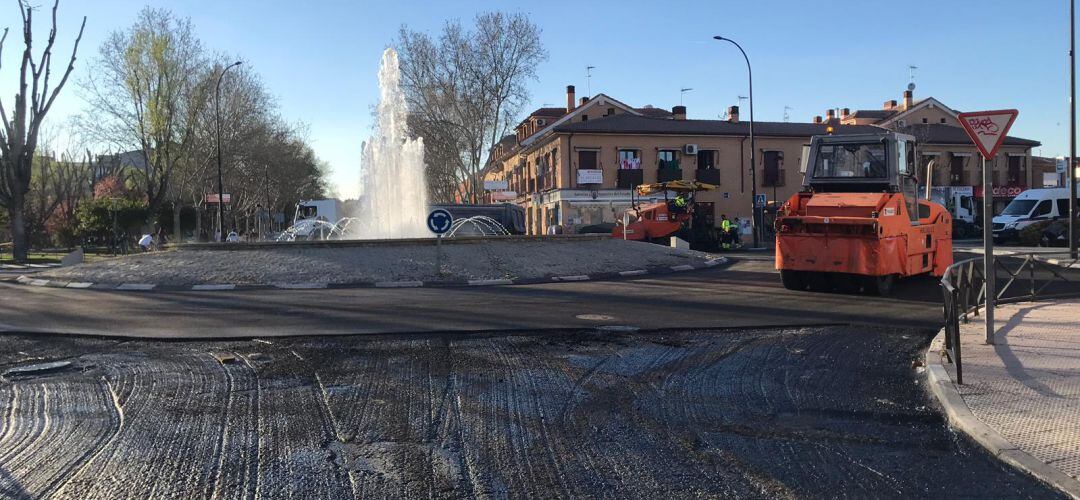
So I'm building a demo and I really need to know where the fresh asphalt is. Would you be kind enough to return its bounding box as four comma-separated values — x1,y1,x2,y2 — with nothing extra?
0,258,947,338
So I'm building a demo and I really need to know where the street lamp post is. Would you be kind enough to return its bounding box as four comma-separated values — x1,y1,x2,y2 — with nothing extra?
1071,0,1078,258
714,35,760,248
215,61,242,242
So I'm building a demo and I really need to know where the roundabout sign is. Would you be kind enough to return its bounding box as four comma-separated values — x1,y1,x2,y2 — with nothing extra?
427,208,453,235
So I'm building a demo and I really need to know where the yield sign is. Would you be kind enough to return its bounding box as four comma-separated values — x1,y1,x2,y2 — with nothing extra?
957,109,1018,159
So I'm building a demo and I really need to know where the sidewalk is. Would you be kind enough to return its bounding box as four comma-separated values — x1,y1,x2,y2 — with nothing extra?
927,299,1080,498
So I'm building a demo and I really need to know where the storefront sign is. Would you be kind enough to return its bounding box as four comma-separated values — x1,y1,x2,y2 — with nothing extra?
973,185,1026,198
484,180,509,191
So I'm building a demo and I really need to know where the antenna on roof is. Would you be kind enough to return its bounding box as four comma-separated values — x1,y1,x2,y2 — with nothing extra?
586,66,595,97
680,87,693,105
783,105,793,122
908,65,918,91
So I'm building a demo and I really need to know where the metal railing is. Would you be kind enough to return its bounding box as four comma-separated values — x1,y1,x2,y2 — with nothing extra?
940,251,1080,384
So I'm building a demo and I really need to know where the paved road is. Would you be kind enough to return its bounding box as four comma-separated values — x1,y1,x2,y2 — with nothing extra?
0,325,1056,498
0,259,946,338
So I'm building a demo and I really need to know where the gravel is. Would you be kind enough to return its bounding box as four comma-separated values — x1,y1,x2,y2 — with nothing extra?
36,238,718,286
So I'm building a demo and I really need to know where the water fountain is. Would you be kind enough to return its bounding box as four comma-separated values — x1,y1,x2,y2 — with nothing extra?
346,47,428,239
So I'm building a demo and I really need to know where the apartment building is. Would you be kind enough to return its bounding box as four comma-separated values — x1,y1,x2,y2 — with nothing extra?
484,86,1041,234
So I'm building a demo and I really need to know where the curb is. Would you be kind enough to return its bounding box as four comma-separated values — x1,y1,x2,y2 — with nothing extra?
12,257,730,293
925,330,1080,499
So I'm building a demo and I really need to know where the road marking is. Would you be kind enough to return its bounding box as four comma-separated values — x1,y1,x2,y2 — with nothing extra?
618,269,648,276
375,281,423,288
192,284,236,291
670,265,695,272
554,275,590,282
704,258,726,267
116,283,155,291
65,282,94,289
468,279,513,286
275,282,328,289
28,279,49,286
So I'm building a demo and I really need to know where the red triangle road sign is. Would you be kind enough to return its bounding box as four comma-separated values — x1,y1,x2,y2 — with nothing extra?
957,109,1018,159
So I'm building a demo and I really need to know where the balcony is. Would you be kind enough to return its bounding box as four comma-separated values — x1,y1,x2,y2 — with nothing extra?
695,169,721,185
657,168,683,183
617,169,643,189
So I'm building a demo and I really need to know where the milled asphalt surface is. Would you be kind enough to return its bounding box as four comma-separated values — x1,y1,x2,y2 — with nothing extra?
0,325,1057,498
0,254,1064,497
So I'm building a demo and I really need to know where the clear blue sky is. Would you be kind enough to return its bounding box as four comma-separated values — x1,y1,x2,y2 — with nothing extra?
2,0,1074,198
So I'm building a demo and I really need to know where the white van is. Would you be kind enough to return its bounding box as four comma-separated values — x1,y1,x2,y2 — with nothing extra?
992,187,1078,243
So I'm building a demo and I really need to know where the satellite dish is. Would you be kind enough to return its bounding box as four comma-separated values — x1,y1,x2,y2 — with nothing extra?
907,82,916,92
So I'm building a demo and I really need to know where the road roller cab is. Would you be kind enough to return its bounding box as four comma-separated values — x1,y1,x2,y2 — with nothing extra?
775,132,952,295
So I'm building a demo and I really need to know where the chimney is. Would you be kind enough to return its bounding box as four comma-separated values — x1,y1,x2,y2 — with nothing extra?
826,109,835,121
672,105,687,120
579,96,588,107
841,107,850,117
813,115,823,124
902,90,913,110
727,105,740,123
883,99,897,110
566,85,576,112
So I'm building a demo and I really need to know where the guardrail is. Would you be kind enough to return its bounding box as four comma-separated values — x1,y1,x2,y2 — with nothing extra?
940,251,1080,384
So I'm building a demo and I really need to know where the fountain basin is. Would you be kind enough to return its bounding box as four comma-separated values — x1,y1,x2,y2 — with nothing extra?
34,237,722,289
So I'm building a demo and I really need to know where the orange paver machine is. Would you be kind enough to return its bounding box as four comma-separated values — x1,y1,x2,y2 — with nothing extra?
775,131,952,295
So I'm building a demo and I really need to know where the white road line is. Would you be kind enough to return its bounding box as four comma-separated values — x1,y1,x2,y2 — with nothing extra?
618,269,648,276
116,283,155,291
192,284,236,291
28,279,49,286
670,265,695,272
704,258,726,267
274,282,328,289
555,275,590,282
65,282,94,289
468,279,513,286
375,281,423,288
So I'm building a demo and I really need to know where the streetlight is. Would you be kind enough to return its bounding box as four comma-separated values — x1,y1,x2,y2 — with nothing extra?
215,60,242,242
713,35,760,248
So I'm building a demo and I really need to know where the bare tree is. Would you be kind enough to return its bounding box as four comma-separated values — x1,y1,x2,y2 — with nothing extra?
397,12,546,203
0,0,85,261
79,7,209,229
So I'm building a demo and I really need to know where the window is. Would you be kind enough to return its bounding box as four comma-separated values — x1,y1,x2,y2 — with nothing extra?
763,150,784,186
814,143,886,179
1033,200,1053,218
1007,156,1023,185
581,115,588,122
922,118,928,124
658,150,678,169
1057,199,1070,218
578,150,598,170
618,149,641,169
697,150,716,169
607,107,615,116
950,156,965,185
940,118,947,124
1001,199,1037,216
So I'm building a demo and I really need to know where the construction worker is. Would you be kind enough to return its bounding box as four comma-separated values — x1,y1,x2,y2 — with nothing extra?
728,217,742,249
720,214,732,249
672,194,688,214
